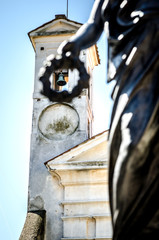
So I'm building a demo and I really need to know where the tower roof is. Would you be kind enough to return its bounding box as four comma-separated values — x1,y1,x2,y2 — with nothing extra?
28,14,100,64
28,15,82,50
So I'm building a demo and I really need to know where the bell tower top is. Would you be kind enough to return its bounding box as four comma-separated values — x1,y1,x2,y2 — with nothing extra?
28,15,82,51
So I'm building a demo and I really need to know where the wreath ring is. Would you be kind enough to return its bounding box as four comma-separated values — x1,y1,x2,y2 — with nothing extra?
39,53,90,102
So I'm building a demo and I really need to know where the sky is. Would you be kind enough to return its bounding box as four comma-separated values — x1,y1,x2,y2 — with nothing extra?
0,0,114,239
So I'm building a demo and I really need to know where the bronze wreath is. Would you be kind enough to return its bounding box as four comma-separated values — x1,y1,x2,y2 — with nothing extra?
39,53,90,102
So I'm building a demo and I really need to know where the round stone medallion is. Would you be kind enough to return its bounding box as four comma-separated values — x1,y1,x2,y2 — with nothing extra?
38,104,79,140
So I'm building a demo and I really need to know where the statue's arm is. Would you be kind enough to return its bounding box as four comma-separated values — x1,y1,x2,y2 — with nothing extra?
58,0,105,55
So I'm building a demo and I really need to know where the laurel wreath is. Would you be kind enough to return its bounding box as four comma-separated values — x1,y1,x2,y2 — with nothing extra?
39,53,90,102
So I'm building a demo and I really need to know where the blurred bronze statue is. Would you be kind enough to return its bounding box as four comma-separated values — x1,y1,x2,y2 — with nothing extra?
41,0,159,239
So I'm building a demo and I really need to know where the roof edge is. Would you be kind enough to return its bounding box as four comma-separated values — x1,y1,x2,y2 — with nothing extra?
28,15,83,36
44,130,109,166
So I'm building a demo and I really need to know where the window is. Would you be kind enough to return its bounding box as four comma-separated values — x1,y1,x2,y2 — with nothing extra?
50,70,69,91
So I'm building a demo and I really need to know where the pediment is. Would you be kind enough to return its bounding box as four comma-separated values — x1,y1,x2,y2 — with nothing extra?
29,17,82,37
45,131,109,171
40,21,80,33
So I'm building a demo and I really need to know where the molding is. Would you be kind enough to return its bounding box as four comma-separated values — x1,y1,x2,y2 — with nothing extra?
57,180,108,186
61,238,111,240
31,30,77,37
61,199,109,205
61,214,111,220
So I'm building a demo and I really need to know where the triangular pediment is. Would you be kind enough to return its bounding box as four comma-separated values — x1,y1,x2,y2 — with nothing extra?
45,131,109,171
39,20,80,33
29,16,82,37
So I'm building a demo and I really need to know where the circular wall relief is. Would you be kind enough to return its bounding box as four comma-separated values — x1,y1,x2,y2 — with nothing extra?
38,104,79,140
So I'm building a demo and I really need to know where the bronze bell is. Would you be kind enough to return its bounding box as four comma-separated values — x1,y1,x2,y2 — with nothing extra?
56,73,67,86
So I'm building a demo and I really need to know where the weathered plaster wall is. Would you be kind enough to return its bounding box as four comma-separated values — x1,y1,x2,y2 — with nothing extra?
46,133,112,239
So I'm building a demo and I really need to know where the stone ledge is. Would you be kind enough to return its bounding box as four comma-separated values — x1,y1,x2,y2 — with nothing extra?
61,213,111,220
60,180,108,186
33,30,77,36
61,238,112,240
51,165,107,171
61,199,109,205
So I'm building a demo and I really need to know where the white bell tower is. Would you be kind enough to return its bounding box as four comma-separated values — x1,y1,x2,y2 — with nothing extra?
23,14,100,240
29,14,100,143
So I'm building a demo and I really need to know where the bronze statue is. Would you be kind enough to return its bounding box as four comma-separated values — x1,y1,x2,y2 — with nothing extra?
41,0,159,239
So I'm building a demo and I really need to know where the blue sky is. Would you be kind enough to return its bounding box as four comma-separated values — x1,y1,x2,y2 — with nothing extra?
0,0,114,239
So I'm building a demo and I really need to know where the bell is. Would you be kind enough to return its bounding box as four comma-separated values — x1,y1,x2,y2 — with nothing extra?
56,73,67,86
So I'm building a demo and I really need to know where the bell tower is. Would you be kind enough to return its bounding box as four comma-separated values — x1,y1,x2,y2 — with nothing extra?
23,14,100,240
29,14,99,143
